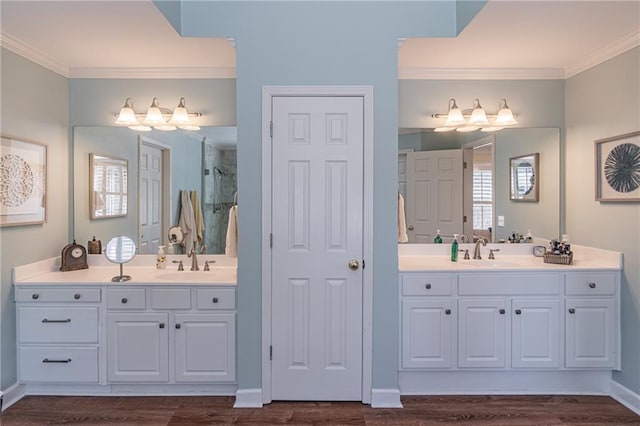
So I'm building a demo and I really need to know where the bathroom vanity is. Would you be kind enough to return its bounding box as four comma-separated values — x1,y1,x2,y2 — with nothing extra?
398,243,622,395
13,255,237,396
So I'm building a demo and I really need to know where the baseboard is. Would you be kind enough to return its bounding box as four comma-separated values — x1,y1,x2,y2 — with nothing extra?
371,388,403,408
234,388,263,408
1,383,26,412
610,379,640,416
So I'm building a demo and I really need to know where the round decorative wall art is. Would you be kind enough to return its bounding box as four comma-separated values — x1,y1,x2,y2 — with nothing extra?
0,153,35,207
604,143,640,193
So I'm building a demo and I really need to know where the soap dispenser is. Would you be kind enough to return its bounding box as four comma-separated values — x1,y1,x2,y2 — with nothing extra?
156,245,166,270
434,229,443,244
451,234,459,262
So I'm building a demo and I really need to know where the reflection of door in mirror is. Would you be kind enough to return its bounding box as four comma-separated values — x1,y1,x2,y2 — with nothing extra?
139,139,168,254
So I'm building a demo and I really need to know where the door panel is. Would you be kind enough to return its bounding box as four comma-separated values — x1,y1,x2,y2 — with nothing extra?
271,96,363,400
139,143,163,254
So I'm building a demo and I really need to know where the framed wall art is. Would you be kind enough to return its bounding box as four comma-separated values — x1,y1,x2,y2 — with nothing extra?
595,131,640,202
0,136,47,227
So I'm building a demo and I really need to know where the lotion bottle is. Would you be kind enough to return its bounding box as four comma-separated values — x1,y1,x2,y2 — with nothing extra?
434,230,443,244
451,234,459,262
156,245,166,270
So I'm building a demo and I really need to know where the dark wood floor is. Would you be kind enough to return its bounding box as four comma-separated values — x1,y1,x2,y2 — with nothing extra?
1,395,638,425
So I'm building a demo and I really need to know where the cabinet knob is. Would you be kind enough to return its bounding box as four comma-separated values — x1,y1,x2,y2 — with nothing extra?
499,309,506,315
159,323,165,329
32,293,39,300
515,309,522,315
589,282,596,289
425,283,432,290
569,308,576,314
212,297,219,304
175,324,181,329
445,309,451,315
121,298,128,304
74,293,81,300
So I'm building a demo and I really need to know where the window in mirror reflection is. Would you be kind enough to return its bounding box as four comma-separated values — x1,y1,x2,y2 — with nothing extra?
90,154,128,219
473,168,492,230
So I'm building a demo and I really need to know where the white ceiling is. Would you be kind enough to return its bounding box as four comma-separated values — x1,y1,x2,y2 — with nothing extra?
1,0,638,79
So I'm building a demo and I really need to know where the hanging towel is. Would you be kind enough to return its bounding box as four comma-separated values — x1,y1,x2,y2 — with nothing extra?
225,204,238,257
178,190,197,252
398,193,409,243
190,190,205,245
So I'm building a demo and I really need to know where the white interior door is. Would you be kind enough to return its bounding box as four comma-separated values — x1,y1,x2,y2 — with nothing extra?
270,95,363,401
406,149,463,243
139,142,163,254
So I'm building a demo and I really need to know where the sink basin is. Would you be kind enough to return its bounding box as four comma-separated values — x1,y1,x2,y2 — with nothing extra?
143,267,236,283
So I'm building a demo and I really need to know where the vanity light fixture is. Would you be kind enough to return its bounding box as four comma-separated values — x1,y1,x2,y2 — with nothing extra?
432,98,518,132
114,97,201,132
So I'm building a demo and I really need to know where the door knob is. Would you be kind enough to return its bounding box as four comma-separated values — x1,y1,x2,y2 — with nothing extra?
407,225,415,231
348,260,360,270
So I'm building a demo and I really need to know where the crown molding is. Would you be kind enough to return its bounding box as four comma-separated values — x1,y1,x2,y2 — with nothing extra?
564,30,640,79
0,32,69,77
399,67,564,80
68,67,237,79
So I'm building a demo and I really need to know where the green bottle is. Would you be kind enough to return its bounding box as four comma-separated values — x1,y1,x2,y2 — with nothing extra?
434,229,443,244
451,234,459,262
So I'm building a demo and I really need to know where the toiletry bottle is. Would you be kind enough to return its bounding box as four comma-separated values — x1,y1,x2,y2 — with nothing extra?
156,245,166,270
451,234,459,262
434,230,443,244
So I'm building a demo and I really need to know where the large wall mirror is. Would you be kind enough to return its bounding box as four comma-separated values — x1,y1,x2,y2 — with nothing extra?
399,128,559,243
74,126,237,255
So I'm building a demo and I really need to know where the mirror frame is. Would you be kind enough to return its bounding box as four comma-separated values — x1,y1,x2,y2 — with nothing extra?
89,153,128,219
509,153,539,202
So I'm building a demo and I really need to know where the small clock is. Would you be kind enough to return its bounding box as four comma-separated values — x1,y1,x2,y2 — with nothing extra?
532,245,547,258
60,240,89,271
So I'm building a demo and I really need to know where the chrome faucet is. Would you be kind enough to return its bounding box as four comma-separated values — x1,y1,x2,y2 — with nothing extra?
473,237,487,260
188,242,199,271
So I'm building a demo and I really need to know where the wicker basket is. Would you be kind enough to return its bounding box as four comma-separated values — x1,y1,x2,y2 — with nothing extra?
543,252,573,265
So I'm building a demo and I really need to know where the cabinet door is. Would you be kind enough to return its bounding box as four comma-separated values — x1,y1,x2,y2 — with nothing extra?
107,313,169,382
458,299,506,368
401,299,453,369
174,314,236,382
512,299,561,368
566,299,616,368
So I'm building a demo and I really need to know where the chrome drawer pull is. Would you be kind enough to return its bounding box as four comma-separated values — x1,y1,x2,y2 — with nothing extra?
43,358,72,363
589,282,596,289
42,318,71,323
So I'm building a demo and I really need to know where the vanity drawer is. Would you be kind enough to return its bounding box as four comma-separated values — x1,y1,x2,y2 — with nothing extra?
196,288,236,310
151,288,191,309
107,288,146,309
402,273,453,296
19,346,98,383
19,307,98,343
458,274,561,295
16,288,100,303
566,273,616,296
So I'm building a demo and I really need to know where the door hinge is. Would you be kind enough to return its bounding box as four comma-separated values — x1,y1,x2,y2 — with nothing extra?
463,161,468,169
270,345,273,361
463,215,467,223
270,233,273,248
270,121,273,138
362,260,365,270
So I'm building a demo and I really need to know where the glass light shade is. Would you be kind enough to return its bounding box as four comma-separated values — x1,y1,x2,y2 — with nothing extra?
467,99,490,126
154,124,177,131
456,126,479,132
168,98,191,125
444,99,466,127
434,127,455,132
494,99,518,126
143,98,166,126
178,124,201,131
115,98,139,125
128,125,152,132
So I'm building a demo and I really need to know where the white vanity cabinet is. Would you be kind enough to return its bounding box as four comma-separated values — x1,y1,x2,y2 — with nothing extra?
106,286,236,383
15,286,101,383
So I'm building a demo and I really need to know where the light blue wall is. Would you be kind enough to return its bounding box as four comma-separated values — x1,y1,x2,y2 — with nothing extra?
566,46,640,393
0,48,69,389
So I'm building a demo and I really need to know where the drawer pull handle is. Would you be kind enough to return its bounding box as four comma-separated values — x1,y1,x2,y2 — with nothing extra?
121,298,128,304
445,309,451,315
175,324,181,329
589,282,596,289
43,358,72,364
569,308,576,314
212,297,219,304
515,309,522,315
159,323,165,329
499,309,506,315
74,293,81,300
32,294,39,300
42,318,71,323
425,284,432,290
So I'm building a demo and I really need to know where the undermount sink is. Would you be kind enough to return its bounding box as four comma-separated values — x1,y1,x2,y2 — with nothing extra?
144,267,237,283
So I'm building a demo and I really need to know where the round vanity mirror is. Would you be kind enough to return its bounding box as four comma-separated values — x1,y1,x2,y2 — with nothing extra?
168,226,184,245
104,236,136,282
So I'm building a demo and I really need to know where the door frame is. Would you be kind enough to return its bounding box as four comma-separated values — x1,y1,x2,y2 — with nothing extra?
138,136,171,252
261,86,374,404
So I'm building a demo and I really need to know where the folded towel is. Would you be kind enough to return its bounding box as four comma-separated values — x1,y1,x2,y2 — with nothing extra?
225,205,238,257
398,193,408,243
178,190,196,252
190,190,204,244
